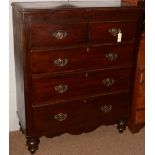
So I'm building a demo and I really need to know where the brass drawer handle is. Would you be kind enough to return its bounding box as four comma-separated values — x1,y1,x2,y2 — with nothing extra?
106,52,118,61
54,84,68,93
108,28,122,42
86,47,90,53
54,113,67,121
100,105,112,113
54,58,68,67
102,78,115,87
52,30,67,40
108,28,121,37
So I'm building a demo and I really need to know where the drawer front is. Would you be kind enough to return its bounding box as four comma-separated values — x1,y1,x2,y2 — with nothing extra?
31,44,135,74
30,23,88,48
28,10,88,24
28,9,139,23
33,92,130,133
91,22,138,44
32,68,132,105
90,9,140,21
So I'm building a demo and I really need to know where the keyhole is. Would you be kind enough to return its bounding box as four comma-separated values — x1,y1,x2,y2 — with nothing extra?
85,73,88,77
86,47,90,53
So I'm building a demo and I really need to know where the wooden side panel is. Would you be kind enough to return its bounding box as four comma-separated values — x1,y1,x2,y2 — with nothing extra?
136,110,145,123
128,33,145,132
12,8,26,131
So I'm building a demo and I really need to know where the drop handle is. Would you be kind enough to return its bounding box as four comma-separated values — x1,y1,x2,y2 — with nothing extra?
54,84,68,93
102,78,115,87
108,28,122,42
54,58,68,67
52,30,67,40
106,52,118,61
108,28,121,36
100,105,112,113
54,113,67,121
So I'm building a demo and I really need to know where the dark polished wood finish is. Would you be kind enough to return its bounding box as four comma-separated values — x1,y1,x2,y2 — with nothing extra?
128,32,145,132
32,68,132,105
12,1,143,153
31,44,135,74
33,92,130,133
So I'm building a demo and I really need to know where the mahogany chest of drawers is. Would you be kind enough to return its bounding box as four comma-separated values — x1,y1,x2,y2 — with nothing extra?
12,1,143,153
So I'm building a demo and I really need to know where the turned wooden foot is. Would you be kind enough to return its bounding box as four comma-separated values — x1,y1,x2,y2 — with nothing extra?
117,119,126,133
19,122,24,134
26,136,40,154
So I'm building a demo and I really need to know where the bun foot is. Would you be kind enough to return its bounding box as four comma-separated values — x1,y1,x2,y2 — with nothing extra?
117,119,126,133
26,136,40,154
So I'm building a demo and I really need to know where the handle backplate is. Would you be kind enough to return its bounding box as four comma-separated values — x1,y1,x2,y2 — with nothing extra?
103,78,115,87
108,28,121,37
54,113,67,121
54,84,68,93
52,30,67,39
54,58,68,67
106,52,118,61
100,105,112,113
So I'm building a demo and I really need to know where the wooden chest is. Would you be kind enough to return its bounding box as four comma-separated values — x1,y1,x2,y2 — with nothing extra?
12,1,143,153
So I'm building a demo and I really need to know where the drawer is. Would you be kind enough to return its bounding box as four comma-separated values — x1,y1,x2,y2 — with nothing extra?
33,92,130,133
90,22,138,44
31,44,135,74
90,8,140,21
31,68,132,105
30,23,88,48
28,10,88,24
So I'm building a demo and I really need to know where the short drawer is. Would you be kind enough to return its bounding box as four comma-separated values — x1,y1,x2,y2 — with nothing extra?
30,23,88,48
90,8,140,21
90,22,138,44
28,10,88,24
33,92,130,133
31,44,135,74
31,68,132,105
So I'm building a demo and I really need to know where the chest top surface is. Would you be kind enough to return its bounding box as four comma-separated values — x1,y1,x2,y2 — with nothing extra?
12,1,139,11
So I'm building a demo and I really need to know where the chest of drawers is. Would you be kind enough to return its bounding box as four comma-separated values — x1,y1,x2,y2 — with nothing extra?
12,1,143,153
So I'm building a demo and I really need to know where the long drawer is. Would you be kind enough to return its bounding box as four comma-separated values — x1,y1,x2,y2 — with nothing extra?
31,44,135,74
32,92,130,133
31,68,132,105
27,8,139,24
